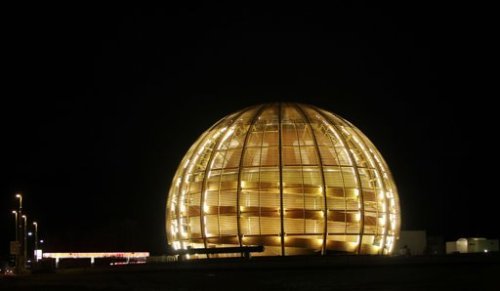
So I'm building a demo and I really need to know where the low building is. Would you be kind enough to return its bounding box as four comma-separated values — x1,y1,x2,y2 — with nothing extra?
446,238,499,254
395,230,427,255
42,252,149,267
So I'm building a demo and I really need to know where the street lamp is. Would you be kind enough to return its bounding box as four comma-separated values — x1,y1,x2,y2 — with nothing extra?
15,193,22,211
12,210,18,241
22,215,27,263
33,221,38,252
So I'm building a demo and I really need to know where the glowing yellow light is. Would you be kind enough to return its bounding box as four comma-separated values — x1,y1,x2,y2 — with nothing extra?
217,128,234,150
165,103,400,258
43,252,149,259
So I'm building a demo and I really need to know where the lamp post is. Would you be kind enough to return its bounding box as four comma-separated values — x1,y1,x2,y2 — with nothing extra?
33,221,38,259
16,193,23,211
22,215,27,265
12,210,18,241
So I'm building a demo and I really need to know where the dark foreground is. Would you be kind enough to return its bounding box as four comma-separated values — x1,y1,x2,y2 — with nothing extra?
1,254,499,291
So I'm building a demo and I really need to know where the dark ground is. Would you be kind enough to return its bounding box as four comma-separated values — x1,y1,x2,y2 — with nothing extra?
1,254,499,291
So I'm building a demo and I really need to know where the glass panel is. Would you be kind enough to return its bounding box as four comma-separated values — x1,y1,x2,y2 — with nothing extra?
283,146,301,165
336,148,352,166
281,123,297,146
284,193,304,209
304,195,323,210
205,215,219,236
282,104,303,121
260,192,280,208
319,146,338,165
283,167,304,209
219,216,237,236
341,167,357,188
220,169,238,182
240,189,259,207
241,216,260,235
241,168,260,185
303,167,322,186
310,124,331,145
305,218,323,234
247,132,263,147
189,216,202,238
219,190,237,206
259,168,279,184
206,190,219,206
285,217,305,234
297,125,315,146
221,149,242,168
261,216,281,235
243,147,261,167
261,147,279,166
211,151,226,169
300,146,319,165
226,130,245,150
324,167,343,187
262,125,278,146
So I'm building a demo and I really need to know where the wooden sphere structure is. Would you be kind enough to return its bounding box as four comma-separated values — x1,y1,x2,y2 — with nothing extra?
166,103,400,258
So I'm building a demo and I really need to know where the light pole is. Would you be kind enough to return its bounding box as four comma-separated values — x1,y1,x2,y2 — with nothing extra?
12,210,18,241
22,215,27,265
33,221,38,259
16,193,23,211
15,194,24,273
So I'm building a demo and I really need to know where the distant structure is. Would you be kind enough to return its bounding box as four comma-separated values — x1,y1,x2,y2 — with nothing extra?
166,103,401,258
446,238,499,254
396,230,427,255
43,252,149,267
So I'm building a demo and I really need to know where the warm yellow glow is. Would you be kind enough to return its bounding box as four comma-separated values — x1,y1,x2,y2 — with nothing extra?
166,103,401,258
43,252,149,259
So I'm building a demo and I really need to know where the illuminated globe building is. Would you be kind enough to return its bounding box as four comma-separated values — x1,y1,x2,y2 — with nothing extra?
166,103,400,257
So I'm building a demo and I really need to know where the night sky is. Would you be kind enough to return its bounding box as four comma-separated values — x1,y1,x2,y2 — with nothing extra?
1,3,497,258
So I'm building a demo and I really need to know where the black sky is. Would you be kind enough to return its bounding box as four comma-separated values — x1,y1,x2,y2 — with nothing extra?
1,3,498,257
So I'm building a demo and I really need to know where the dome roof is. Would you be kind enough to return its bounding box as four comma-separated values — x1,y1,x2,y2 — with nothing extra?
166,103,400,257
